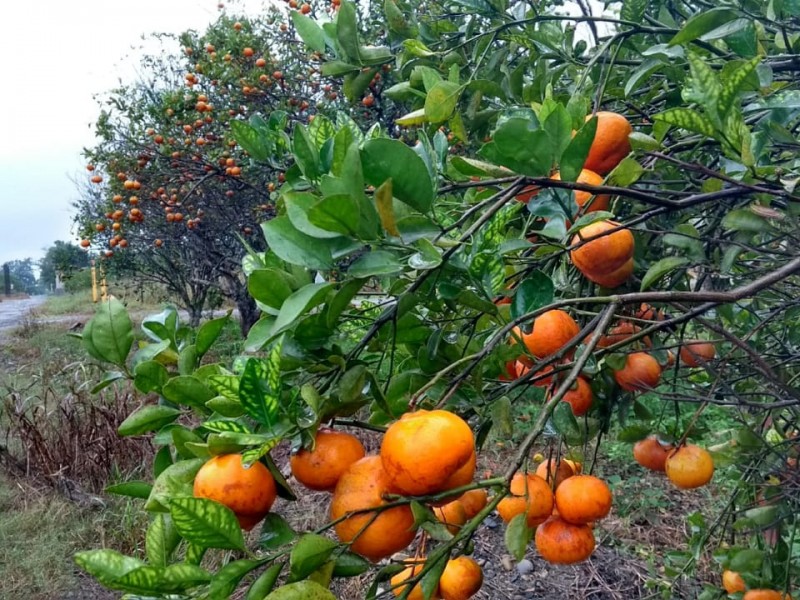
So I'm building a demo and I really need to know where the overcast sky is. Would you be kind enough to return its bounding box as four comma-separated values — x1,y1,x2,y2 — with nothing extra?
0,0,609,270
0,0,270,268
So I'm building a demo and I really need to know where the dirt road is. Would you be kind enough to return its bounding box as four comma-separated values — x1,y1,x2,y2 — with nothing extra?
0,296,47,336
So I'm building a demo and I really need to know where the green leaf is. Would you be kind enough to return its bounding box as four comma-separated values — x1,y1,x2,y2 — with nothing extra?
265,580,336,600
210,559,266,600
321,60,360,77
628,132,662,151
560,116,597,182
543,104,573,162
146,514,181,568
105,480,152,499
684,52,722,126
640,256,690,291
239,355,280,427
621,0,647,22
162,376,215,411
335,0,361,63
91,370,126,394
348,251,403,278
308,194,362,236
291,11,326,52
361,139,434,213
617,425,651,443
230,120,272,162
196,313,231,357
273,283,333,337
248,269,295,310
552,401,582,443
145,458,204,512
73,550,144,588
169,497,246,550
654,108,716,137
332,552,371,578
492,119,554,177
421,554,448,600
511,271,555,320
729,548,764,573
134,360,169,394
262,216,334,269
424,81,462,123
246,563,283,600
668,8,739,46
718,57,760,120
289,534,337,582
115,564,211,594
293,124,322,181
260,513,297,549
721,209,772,232
86,298,134,367
608,157,644,187
118,404,180,437
504,513,532,561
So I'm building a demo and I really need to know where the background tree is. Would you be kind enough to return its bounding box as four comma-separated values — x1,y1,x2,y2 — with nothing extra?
38,241,91,292
0,259,39,295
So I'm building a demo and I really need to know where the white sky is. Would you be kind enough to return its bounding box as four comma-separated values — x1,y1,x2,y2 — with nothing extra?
0,0,611,270
0,0,269,268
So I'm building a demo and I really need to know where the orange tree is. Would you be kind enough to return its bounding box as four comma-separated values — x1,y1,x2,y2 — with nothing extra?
73,0,800,598
74,1,400,331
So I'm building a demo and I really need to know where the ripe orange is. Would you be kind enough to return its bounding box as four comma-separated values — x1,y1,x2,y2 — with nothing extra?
436,449,477,500
459,488,488,519
300,2,311,13
665,445,714,489
535,516,595,564
722,570,746,594
597,321,651,349
583,111,632,175
80,239,90,248
551,169,610,214
439,556,483,600
614,352,662,392
633,436,672,472
243,47,254,57
290,429,365,492
679,340,716,367
193,454,277,530
523,310,581,359
391,560,439,600
570,220,634,288
742,591,792,600
559,376,593,416
90,175,103,184
434,499,468,534
535,458,575,489
330,456,416,562
255,57,266,68
381,410,474,496
514,361,555,387
554,475,612,524
496,472,554,527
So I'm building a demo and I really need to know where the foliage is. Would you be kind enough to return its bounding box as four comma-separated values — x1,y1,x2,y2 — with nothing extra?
1,258,39,295
72,0,800,598
38,241,91,291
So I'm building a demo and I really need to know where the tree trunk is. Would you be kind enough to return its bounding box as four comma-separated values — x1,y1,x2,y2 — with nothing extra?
236,294,259,336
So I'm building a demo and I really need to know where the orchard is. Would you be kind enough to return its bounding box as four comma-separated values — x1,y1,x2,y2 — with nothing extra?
73,0,800,599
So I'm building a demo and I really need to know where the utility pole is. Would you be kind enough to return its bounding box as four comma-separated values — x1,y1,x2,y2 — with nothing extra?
2,263,10,296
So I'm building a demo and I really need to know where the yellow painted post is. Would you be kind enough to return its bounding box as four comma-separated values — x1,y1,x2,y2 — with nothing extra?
91,260,98,303
100,266,108,302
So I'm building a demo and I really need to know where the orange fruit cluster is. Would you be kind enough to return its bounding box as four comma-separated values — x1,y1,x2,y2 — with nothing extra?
633,437,715,489
391,555,483,600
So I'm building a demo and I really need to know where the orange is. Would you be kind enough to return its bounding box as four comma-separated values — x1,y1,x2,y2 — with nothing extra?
743,591,792,600
435,449,477,503
515,361,555,387
554,475,612,524
439,556,483,600
496,472,554,527
381,410,474,496
635,303,665,322
680,340,716,367
583,111,632,175
330,456,416,562
570,220,635,288
551,169,610,214
523,310,581,359
614,352,662,392
390,560,439,600
559,376,593,416
665,445,714,489
597,321,651,349
722,570,746,594
290,429,365,492
193,454,277,530
434,500,468,534
535,516,596,564
535,458,575,489
633,436,672,472
459,488,488,519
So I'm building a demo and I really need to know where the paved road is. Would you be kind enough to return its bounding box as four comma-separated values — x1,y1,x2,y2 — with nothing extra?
0,295,47,334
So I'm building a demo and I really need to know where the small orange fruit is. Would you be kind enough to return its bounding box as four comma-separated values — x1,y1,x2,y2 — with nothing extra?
551,169,610,214
459,488,488,519
439,556,483,600
742,591,792,600
193,454,277,530
559,376,593,416
535,458,575,489
614,352,662,392
722,570,746,594
496,472,554,527
330,456,416,562
381,410,474,496
679,340,716,367
665,444,714,489
554,475,612,525
434,500,468,534
390,560,439,600
570,220,635,288
583,111,632,175
515,361,555,388
597,321,651,349
290,429,365,491
523,310,581,359
633,436,672,472
535,516,596,564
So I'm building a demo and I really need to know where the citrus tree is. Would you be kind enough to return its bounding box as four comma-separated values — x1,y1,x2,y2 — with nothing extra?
74,0,800,598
